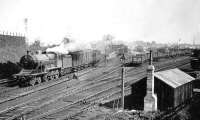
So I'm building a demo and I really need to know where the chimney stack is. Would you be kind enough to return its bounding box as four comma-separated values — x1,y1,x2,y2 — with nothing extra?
144,50,157,111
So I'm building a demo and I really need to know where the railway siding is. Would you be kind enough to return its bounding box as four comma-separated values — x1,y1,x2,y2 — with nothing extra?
34,57,190,120
26,58,190,119
0,63,120,108
0,61,121,119
0,56,190,120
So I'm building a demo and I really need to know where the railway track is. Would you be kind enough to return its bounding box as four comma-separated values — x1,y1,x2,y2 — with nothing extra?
20,71,147,120
0,56,187,96
0,67,123,120
0,79,18,94
33,59,190,120
0,62,122,119
101,63,192,105
0,57,189,120
0,67,95,99
0,79,9,85
47,58,190,119
51,62,192,120
0,61,120,101
0,56,190,120
0,58,121,100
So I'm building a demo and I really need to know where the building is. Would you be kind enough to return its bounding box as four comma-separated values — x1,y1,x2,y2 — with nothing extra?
128,68,194,111
154,68,194,111
0,32,26,63
0,32,25,48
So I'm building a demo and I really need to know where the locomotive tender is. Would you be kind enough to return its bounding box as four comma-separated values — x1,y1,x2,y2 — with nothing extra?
14,50,101,86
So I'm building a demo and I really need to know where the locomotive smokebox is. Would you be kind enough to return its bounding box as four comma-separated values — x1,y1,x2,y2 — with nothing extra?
20,54,37,69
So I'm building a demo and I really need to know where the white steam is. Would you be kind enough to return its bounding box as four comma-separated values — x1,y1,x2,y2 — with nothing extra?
46,39,92,54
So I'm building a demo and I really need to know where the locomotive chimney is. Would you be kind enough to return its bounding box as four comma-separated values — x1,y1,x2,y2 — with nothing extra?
27,50,30,55
144,50,157,111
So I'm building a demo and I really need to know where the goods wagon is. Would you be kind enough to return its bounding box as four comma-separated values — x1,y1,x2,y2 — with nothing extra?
124,49,189,66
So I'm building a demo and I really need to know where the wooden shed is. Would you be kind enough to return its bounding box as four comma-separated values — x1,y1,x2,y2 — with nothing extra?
154,68,194,111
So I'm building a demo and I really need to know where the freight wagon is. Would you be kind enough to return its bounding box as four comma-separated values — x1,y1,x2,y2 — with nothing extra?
124,49,190,66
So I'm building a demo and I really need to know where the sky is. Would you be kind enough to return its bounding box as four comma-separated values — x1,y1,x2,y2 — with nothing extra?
0,0,200,45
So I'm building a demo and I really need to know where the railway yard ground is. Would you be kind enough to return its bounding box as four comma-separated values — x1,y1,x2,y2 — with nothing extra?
0,55,198,120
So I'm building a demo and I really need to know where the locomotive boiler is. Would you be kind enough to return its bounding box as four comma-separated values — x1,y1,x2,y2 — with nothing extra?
14,50,101,87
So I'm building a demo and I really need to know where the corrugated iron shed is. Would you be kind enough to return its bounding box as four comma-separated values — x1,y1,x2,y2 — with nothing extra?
155,68,194,88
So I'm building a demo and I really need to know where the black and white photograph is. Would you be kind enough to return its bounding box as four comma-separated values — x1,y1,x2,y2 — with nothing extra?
0,0,200,119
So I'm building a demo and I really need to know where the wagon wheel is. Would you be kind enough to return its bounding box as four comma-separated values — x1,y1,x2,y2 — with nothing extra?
30,78,36,86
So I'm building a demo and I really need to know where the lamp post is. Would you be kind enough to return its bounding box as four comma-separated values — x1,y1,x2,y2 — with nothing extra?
120,54,125,110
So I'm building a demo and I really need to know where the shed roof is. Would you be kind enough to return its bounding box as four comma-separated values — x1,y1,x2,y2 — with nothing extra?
154,68,194,88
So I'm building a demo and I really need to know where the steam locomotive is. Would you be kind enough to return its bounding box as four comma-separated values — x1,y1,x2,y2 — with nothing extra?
13,50,101,87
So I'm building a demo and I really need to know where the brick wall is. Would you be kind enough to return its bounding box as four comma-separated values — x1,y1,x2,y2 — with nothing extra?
0,33,26,47
0,33,26,63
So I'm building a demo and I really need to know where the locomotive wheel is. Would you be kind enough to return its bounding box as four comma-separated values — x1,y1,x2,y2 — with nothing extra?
50,76,53,80
37,77,41,84
30,78,36,86
19,77,26,87
55,74,59,79
42,75,48,82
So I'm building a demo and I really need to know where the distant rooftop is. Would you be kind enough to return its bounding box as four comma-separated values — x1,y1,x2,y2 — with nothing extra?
155,68,194,88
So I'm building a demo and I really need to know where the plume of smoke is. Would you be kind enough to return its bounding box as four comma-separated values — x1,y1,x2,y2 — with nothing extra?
46,38,92,54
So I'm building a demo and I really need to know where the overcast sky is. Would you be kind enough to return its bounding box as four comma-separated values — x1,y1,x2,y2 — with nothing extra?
0,0,200,45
